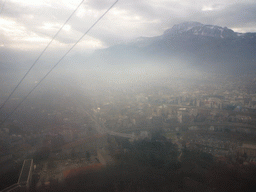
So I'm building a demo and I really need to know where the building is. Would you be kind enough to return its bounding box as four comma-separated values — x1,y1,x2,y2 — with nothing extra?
177,108,190,123
237,144,256,157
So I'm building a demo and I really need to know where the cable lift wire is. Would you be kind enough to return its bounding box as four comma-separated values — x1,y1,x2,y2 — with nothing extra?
0,0,7,16
0,0,119,127
0,0,86,111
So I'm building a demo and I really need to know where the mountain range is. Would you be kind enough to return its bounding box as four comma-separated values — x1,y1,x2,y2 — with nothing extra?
87,21,256,75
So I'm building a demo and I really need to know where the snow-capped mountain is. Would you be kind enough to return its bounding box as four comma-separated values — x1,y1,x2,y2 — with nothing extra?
163,22,237,39
87,22,256,74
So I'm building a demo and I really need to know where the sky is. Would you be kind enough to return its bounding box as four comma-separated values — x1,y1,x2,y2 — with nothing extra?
0,0,256,59
0,0,255,112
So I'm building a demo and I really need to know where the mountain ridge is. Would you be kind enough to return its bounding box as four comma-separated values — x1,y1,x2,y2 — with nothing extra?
128,21,256,47
72,21,256,76
163,21,238,39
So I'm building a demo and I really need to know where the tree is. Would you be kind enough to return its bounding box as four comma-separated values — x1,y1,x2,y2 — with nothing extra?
86,151,91,161
34,147,50,163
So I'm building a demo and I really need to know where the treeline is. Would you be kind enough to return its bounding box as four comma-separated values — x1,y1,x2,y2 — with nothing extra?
33,161,256,192
33,136,256,192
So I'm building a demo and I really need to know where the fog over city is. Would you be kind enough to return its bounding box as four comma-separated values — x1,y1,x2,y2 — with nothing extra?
1,1,256,192
1,0,256,86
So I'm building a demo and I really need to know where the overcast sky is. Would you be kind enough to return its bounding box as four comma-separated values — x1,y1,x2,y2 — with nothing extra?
0,0,256,62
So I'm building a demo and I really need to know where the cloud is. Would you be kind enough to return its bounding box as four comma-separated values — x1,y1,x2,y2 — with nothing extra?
213,3,256,28
0,0,256,64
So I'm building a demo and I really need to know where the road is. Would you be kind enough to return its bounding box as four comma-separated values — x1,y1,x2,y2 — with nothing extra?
73,95,135,139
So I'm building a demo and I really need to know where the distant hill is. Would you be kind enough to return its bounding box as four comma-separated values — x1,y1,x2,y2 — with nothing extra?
87,22,256,75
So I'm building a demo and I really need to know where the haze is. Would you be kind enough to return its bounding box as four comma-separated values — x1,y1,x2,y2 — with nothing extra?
1,1,256,192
